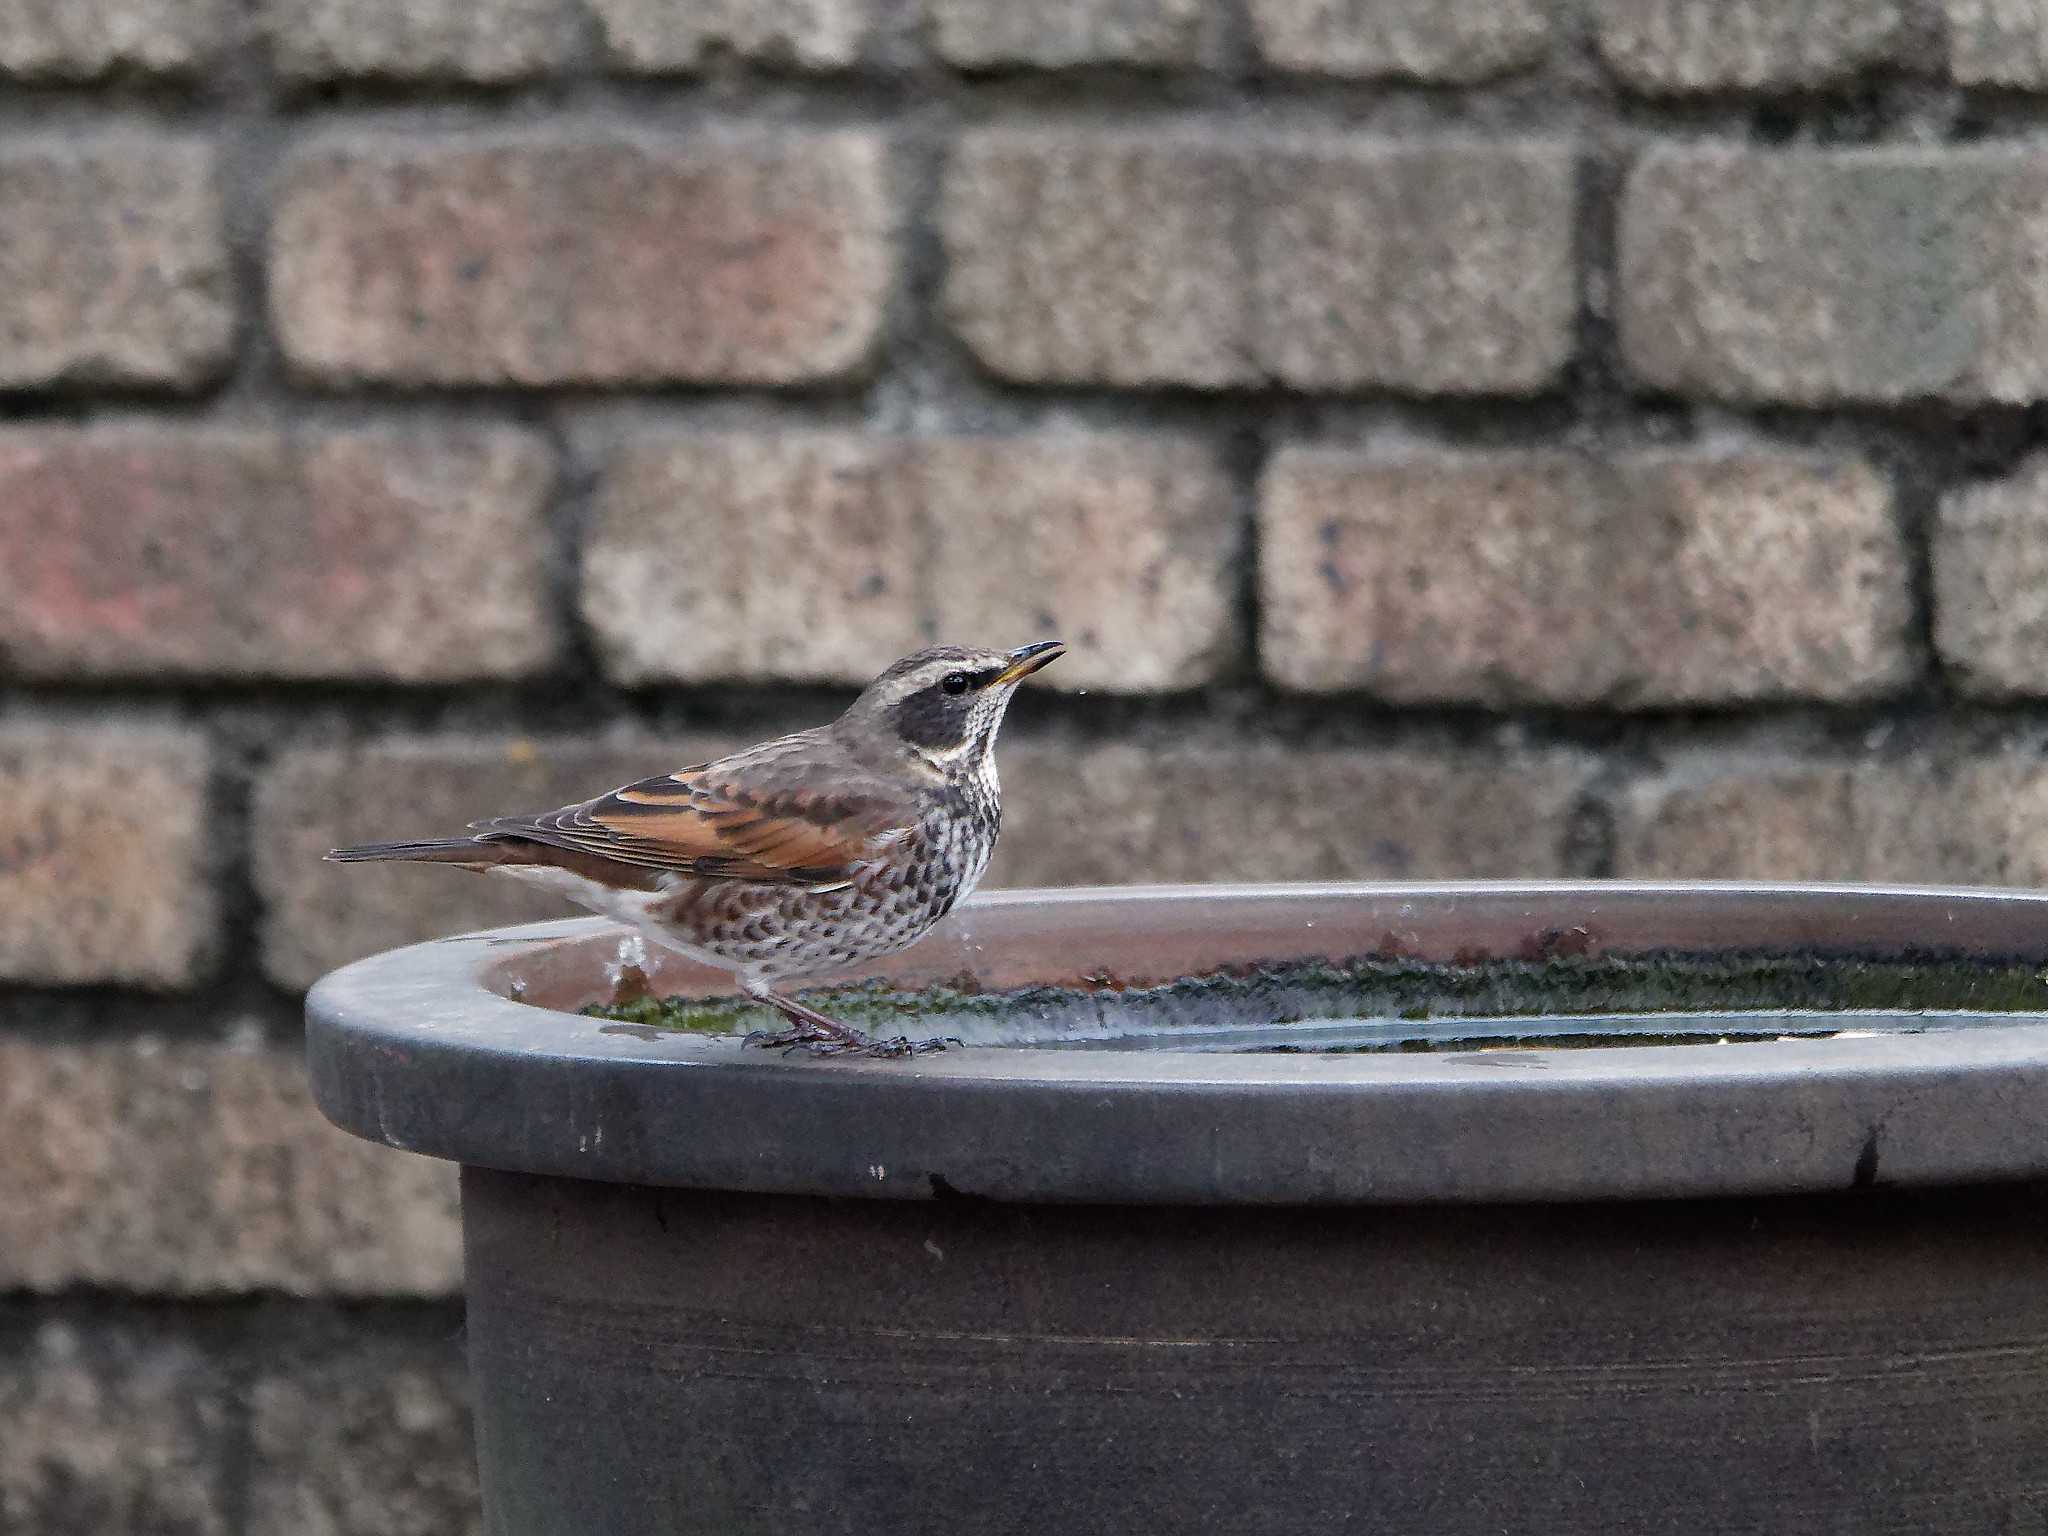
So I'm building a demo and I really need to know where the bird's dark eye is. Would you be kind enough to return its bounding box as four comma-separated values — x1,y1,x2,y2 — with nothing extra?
941,671,970,695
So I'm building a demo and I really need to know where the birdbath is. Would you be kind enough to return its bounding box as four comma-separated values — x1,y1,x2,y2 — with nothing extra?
306,881,2048,1535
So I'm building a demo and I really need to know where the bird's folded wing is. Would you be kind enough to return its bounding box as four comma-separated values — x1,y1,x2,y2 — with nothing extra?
469,761,915,888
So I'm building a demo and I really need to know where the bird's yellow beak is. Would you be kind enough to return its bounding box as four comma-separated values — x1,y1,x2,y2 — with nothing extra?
993,640,1065,686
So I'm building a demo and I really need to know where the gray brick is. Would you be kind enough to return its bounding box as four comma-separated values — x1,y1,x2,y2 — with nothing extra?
0,138,230,390
0,1324,230,1536
1620,145,2048,406
932,0,1213,68
0,426,559,683
1595,0,1905,93
1255,139,1577,394
941,132,1252,388
248,1347,478,1536
582,430,1238,693
268,0,576,80
1259,448,1913,705
1936,455,2048,697
943,132,1576,393
255,736,734,988
0,0,224,77
1617,754,2048,884
1248,0,1549,81
987,743,1595,887
0,724,213,987
592,0,867,70
1947,0,2048,86
0,1038,461,1295
272,132,892,387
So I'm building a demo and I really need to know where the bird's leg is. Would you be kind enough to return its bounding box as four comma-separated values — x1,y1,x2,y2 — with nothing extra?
739,981,955,1058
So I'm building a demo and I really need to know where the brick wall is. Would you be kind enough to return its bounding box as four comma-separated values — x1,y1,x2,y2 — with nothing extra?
9,0,2048,1528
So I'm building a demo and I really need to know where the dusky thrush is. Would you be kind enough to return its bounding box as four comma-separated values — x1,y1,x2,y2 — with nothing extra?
326,641,1064,1055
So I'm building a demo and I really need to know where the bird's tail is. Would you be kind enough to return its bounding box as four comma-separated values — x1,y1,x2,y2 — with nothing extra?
325,838,496,865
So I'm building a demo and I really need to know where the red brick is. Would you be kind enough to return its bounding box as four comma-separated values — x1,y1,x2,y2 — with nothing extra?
0,425,558,682
0,1038,461,1295
1248,0,1549,81
987,743,1595,887
254,736,736,988
0,138,230,389
932,0,1212,68
590,0,867,70
1616,754,2048,884
0,0,224,77
1935,454,2048,697
271,132,892,386
0,723,213,987
941,131,1576,393
266,0,576,80
581,429,1238,691
1259,448,1913,706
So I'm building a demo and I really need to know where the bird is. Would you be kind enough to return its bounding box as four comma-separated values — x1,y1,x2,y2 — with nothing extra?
326,641,1064,1056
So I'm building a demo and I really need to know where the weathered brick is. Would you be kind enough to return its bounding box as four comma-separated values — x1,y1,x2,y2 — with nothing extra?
0,0,223,77
591,0,866,70
0,1037,461,1295
271,132,891,387
1258,449,1913,706
255,736,732,988
1594,0,1904,93
0,724,212,987
1254,139,1577,394
1948,0,2048,85
932,0,1212,68
582,430,1238,691
0,426,558,683
1616,754,2048,883
0,1324,230,1536
248,1348,478,1536
0,138,230,390
986,743,1594,887
1620,146,2048,406
267,0,576,80
1247,0,1549,81
1936,456,2048,696
942,133,1251,388
942,132,1575,393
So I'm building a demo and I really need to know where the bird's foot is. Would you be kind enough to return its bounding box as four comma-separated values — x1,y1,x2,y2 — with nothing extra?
742,1024,842,1053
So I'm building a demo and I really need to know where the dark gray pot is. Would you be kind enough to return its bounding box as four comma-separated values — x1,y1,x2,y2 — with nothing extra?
307,882,2048,1535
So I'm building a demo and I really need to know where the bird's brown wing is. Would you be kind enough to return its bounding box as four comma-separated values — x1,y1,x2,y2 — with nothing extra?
471,735,917,889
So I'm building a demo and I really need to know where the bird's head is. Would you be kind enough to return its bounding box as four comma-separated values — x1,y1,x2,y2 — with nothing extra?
843,641,1064,767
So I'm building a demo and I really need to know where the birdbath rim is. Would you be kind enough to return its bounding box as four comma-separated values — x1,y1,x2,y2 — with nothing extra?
306,879,2048,1205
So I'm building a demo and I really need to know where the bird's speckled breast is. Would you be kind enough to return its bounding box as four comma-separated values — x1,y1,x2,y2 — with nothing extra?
649,753,1001,983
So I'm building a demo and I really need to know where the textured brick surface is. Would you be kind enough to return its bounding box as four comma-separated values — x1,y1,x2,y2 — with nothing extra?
1594,0,1904,92
943,132,1575,392
582,430,1238,691
1936,455,2048,697
1259,449,1912,706
592,0,866,70
1254,140,1577,394
0,0,223,77
0,724,213,987
1247,0,1549,81
268,0,576,80
0,139,230,390
1620,146,2048,406
255,736,731,987
0,1324,231,1536
1948,0,2048,85
0,426,558,682
1616,754,2048,884
0,1038,461,1294
272,132,891,386
932,0,1211,68
248,1348,479,1536
987,743,1594,887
